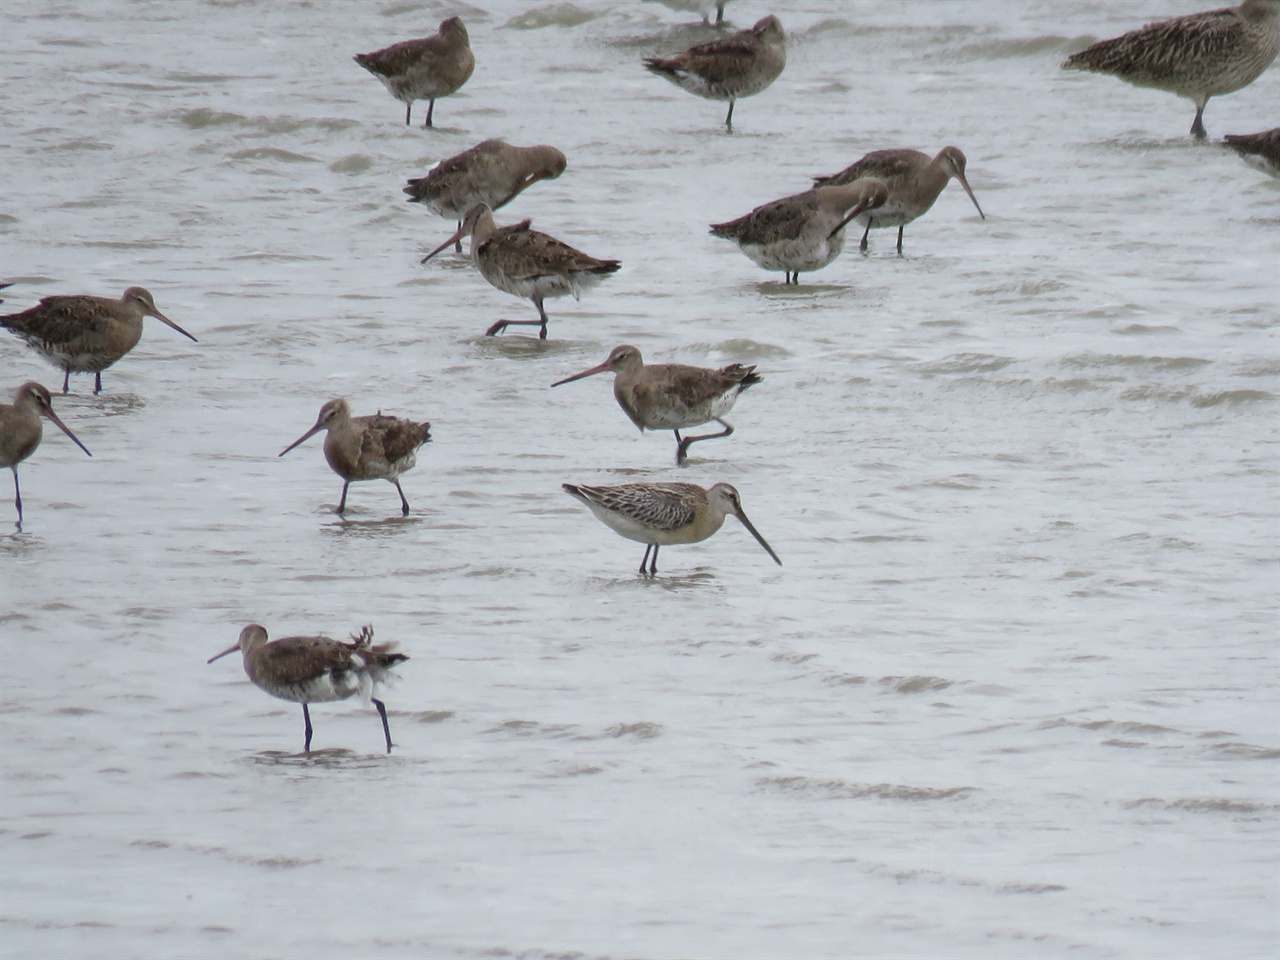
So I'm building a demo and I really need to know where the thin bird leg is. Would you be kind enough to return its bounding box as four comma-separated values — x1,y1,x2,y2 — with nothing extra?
302,703,314,753
373,697,393,753
860,219,873,253
425,99,436,129
337,481,350,515
10,468,22,531
404,101,412,126
94,371,103,395
1191,100,1207,140
896,225,905,255
648,544,659,576
393,479,410,517
639,544,653,576
677,419,734,462
725,100,735,131
61,369,71,394
486,299,551,338
454,220,463,253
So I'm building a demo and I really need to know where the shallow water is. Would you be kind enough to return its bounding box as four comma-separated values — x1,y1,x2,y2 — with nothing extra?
1,1,1277,958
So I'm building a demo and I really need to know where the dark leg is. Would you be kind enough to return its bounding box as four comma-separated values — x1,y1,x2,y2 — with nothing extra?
425,99,435,129
393,479,410,516
373,697,393,753
638,544,652,576
302,703,313,752
94,371,102,395
62,369,70,394
11,468,22,531
454,220,463,254
486,299,550,338
860,219,873,253
1190,101,1207,140
673,429,684,464
337,481,350,514
404,102,412,126
725,100,735,131
648,544,659,576
715,1,725,23
677,418,734,462
896,225,905,255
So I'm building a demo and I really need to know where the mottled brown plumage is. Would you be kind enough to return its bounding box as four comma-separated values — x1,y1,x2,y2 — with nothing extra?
813,147,984,255
208,624,408,753
279,398,431,517
420,203,621,339
643,14,786,129
354,17,475,128
0,381,92,530
562,480,781,576
1062,0,1280,138
1224,126,1280,175
0,287,197,394
552,344,762,463
710,178,889,282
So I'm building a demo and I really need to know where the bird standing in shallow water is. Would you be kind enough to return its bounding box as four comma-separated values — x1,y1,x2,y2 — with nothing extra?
279,399,431,517
0,381,92,531
710,178,889,283
1224,126,1280,176
421,203,621,340
563,481,781,576
812,147,985,255
643,14,786,130
0,287,197,395
354,17,475,128
552,345,762,464
405,139,568,252
208,624,408,754
1061,0,1280,139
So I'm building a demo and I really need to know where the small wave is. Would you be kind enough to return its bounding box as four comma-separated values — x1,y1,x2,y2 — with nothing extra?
503,4,603,30
913,353,1013,375
1063,352,1211,372
879,675,953,695
1127,797,1279,815
1191,389,1274,407
758,775,974,802
226,147,318,164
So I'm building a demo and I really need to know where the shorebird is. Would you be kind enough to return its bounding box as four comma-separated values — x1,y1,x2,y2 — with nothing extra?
710,178,889,283
0,287,197,395
643,14,786,129
552,345,762,463
0,381,92,531
1062,0,1280,139
208,624,408,754
1224,126,1280,176
420,203,621,339
405,139,567,253
279,399,431,517
354,17,475,128
563,481,780,576
812,147,985,255
644,0,730,26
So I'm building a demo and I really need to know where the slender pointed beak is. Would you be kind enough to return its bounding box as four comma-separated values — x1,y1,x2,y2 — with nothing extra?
956,173,985,220
733,506,782,566
207,643,240,664
43,409,92,458
828,198,875,241
493,172,545,212
279,422,323,457
421,226,468,263
551,359,613,388
151,309,199,343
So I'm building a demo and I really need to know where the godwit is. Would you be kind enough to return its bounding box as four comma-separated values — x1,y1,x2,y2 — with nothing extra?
0,381,92,531
1224,126,1280,176
354,17,475,128
420,203,621,339
643,14,786,130
208,624,408,754
552,345,762,463
1062,0,1280,139
644,0,730,26
563,481,780,576
405,139,567,253
279,399,431,517
0,287,197,395
710,178,889,283
813,147,985,255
